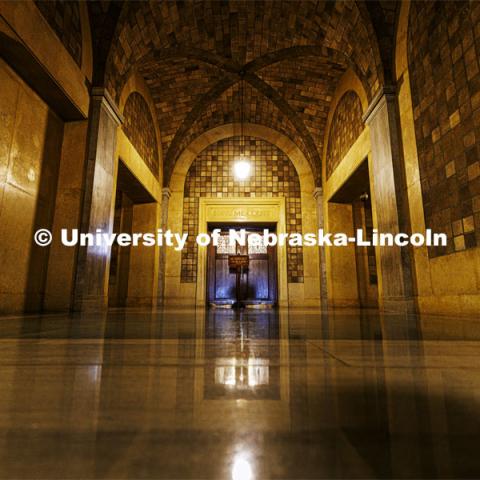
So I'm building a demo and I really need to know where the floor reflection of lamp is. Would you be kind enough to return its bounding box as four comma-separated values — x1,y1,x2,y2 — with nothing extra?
232,453,253,480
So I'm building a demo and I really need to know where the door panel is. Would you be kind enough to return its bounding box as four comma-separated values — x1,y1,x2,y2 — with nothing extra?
245,258,269,300
214,258,236,299
207,228,277,305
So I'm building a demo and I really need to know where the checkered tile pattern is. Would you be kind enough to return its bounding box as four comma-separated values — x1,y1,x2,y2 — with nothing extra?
181,136,303,283
122,92,160,178
326,91,364,179
35,0,82,66
409,1,480,257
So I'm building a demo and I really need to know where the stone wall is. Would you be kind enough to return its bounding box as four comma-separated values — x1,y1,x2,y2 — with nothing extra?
181,136,303,283
408,0,480,257
34,0,82,66
122,92,160,178
0,60,64,312
326,91,364,178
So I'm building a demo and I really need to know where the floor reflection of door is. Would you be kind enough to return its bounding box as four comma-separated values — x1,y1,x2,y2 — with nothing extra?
207,226,277,306
204,310,280,399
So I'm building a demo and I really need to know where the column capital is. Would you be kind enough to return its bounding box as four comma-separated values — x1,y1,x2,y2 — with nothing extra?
313,187,323,200
162,187,172,199
362,85,397,125
91,87,123,126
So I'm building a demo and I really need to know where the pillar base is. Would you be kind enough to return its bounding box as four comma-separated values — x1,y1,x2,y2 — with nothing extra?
381,297,417,315
74,295,108,313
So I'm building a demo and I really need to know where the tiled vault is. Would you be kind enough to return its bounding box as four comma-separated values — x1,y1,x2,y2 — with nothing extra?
181,136,303,284
103,0,385,186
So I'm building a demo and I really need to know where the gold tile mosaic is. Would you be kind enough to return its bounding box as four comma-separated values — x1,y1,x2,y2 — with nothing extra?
181,137,303,283
122,92,160,178
34,0,82,66
409,1,480,257
326,90,364,179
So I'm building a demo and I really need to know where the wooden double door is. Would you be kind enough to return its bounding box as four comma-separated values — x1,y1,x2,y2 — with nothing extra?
207,226,277,306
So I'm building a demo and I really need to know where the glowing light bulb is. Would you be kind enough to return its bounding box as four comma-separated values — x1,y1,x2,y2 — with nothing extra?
233,159,251,181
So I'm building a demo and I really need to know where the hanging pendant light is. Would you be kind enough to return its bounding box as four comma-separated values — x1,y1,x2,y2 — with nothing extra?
234,72,251,181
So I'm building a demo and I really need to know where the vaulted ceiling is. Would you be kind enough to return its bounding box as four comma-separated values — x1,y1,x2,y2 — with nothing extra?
97,0,392,186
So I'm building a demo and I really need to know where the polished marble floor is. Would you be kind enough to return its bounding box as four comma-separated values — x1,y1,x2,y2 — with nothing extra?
0,307,479,478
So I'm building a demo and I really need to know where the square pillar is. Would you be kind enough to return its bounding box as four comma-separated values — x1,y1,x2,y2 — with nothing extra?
156,187,171,306
363,87,416,313
313,187,328,310
73,88,123,311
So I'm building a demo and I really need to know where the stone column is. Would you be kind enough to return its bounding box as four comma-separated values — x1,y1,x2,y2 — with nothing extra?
313,187,328,310
363,87,416,313
73,88,123,311
157,187,171,306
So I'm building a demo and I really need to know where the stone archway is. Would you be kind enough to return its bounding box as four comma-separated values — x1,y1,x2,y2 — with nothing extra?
164,123,321,307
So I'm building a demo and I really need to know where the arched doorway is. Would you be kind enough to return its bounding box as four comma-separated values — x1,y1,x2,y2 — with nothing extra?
166,124,321,307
